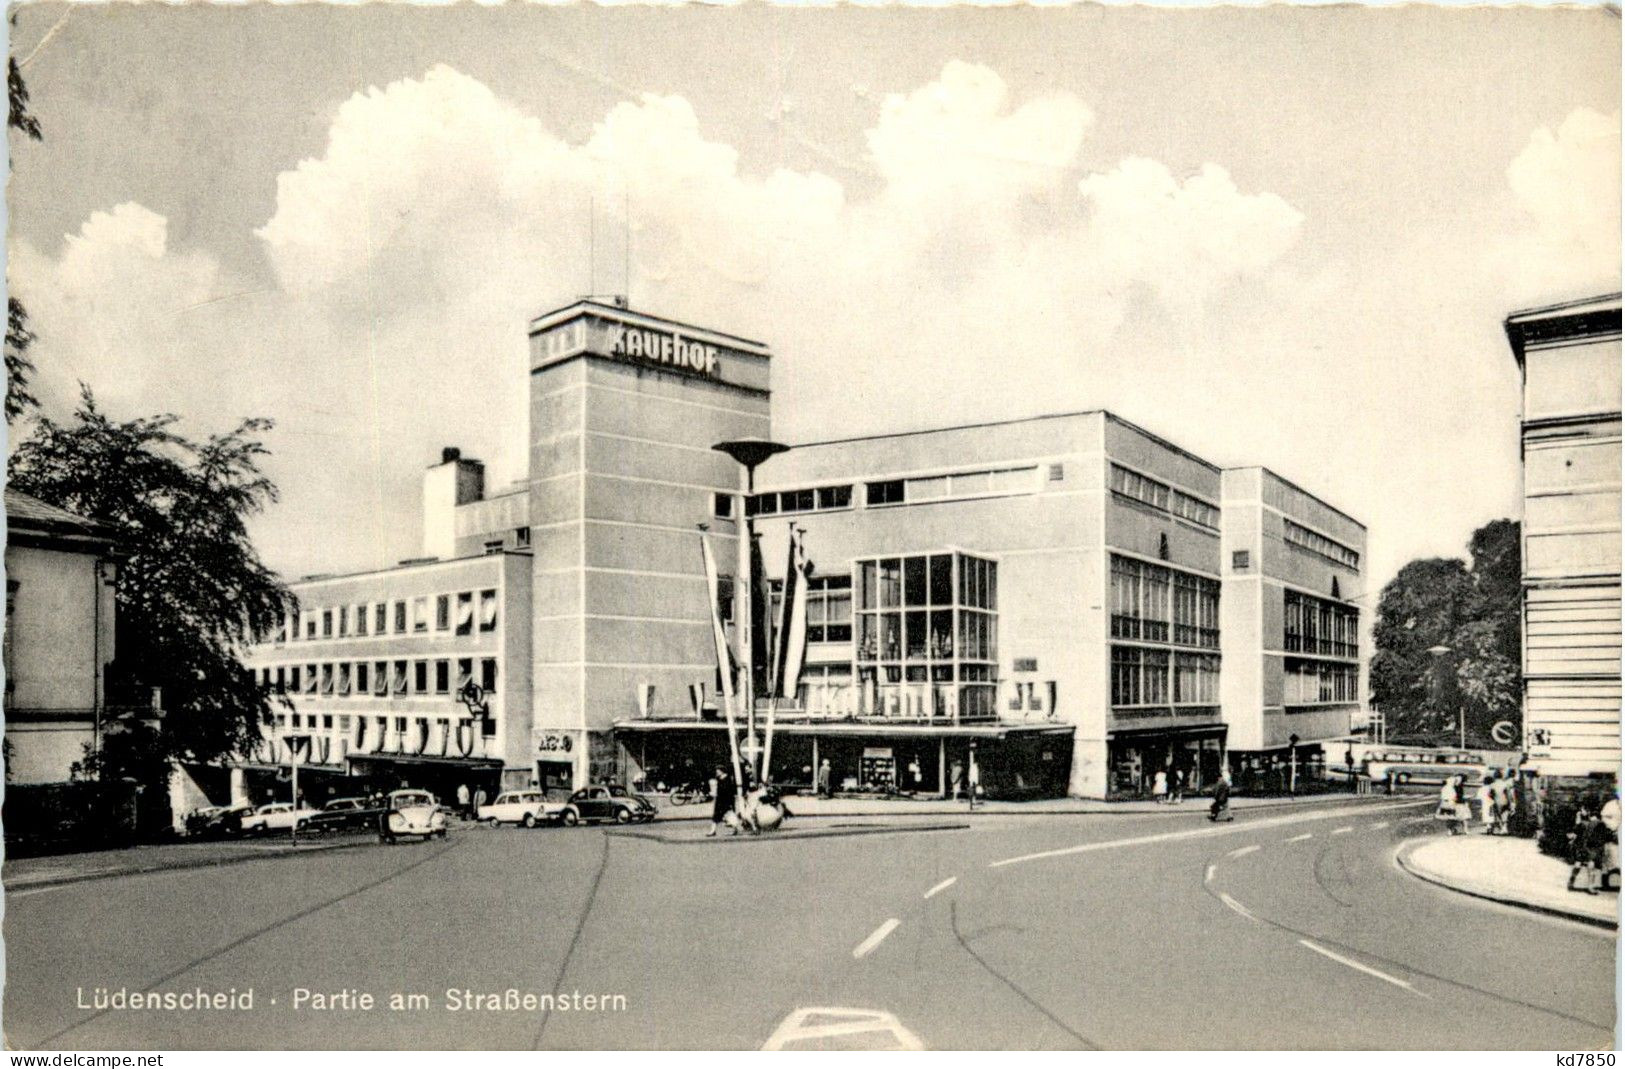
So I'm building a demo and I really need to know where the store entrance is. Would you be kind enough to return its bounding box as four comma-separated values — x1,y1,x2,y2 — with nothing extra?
537,759,574,800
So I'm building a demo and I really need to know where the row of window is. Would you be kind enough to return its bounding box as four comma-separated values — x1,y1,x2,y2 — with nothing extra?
1283,590,1359,659
766,575,853,643
1110,464,1220,531
1283,519,1360,571
270,711,497,740
278,589,499,643
256,658,498,698
858,553,997,612
1109,556,1220,648
1110,648,1222,709
1283,658,1359,704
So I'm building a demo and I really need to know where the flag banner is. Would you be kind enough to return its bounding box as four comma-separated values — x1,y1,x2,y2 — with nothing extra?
750,530,773,698
700,533,736,706
775,526,811,701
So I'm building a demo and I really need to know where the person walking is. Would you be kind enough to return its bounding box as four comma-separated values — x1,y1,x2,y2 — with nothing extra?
456,783,471,820
1438,774,1468,835
816,758,833,799
1209,772,1233,822
473,787,487,821
1152,768,1169,804
1171,768,1186,805
1477,775,1496,834
707,766,739,837
949,759,965,801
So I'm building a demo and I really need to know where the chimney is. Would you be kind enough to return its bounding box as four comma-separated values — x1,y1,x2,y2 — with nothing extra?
423,446,485,559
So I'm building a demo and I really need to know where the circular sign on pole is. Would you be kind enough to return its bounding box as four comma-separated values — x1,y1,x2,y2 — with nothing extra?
1491,720,1517,746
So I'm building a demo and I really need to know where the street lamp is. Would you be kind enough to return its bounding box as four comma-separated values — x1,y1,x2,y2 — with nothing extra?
1427,644,1466,752
713,438,790,782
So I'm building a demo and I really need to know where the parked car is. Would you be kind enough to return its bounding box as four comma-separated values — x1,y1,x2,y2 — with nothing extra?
379,789,449,843
186,804,254,839
564,784,657,825
241,802,321,835
478,790,572,828
299,797,385,835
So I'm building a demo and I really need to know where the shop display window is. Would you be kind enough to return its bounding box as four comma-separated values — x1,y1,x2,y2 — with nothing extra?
853,550,998,722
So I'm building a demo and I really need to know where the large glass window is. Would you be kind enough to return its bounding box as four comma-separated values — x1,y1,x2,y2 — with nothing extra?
854,551,997,722
1283,590,1358,658
1284,658,1358,705
1112,556,1213,647
1283,519,1360,571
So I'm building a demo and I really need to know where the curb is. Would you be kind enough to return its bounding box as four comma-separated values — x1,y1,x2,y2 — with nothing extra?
3,835,379,893
647,793,1375,822
1395,840,1618,931
608,821,970,845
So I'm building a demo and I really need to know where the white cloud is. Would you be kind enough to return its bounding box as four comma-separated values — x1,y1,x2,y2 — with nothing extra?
13,62,1313,578
1504,107,1621,296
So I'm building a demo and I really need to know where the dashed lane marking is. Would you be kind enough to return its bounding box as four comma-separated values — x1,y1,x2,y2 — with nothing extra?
1371,821,1390,829
987,800,1427,869
1219,893,1258,922
1205,864,1216,883
1298,939,1425,996
1283,833,1313,843
763,1007,925,1051
1331,826,1353,835
853,918,901,959
923,877,957,900
1227,844,1261,859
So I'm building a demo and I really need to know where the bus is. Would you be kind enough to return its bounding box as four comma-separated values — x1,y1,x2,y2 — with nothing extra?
1360,747,1491,788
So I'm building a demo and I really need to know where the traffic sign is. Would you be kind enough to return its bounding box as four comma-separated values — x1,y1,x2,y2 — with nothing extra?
1491,720,1517,746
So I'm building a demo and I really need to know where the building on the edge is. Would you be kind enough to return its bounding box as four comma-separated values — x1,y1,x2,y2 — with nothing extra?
1505,293,1622,788
239,459,532,806
3,490,120,785
244,299,1366,801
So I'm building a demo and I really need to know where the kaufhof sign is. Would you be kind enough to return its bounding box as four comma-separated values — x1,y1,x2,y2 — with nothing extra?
606,323,721,378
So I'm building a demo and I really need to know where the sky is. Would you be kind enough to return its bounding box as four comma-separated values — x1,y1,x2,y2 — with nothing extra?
5,4,1619,596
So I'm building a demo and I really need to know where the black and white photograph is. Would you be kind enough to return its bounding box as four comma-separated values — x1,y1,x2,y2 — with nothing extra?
0,1,1619,1053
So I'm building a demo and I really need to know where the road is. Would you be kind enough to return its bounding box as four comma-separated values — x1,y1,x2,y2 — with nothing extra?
4,797,1615,1050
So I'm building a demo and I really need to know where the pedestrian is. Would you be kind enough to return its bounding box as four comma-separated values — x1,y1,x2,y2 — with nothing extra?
1171,768,1186,805
1491,771,1515,835
1209,773,1233,822
1152,768,1168,804
1437,774,1468,835
908,757,923,792
949,759,964,801
1344,746,1356,792
1477,775,1495,834
474,787,487,820
707,765,739,838
456,782,471,820
816,758,832,799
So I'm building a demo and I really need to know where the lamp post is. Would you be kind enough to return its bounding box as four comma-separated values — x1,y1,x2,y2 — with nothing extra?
1427,644,1465,751
713,438,790,783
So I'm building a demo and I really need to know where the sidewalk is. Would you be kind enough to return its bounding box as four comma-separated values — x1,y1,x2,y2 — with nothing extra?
649,789,1379,821
1398,834,1619,928
3,834,373,892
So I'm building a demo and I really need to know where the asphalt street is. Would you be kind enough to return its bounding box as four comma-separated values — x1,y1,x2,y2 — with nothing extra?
4,796,1615,1050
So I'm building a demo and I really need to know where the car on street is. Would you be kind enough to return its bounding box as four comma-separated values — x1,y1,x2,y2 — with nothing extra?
379,789,450,843
478,790,573,828
240,802,321,835
299,796,386,835
563,784,657,825
185,804,254,839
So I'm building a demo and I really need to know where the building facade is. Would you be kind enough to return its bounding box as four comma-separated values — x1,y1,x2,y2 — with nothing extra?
3,491,119,785
245,299,1366,800
1505,293,1622,785
241,546,532,805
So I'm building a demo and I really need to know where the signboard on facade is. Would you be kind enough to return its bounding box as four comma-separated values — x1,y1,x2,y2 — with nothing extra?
607,323,721,378
537,733,574,754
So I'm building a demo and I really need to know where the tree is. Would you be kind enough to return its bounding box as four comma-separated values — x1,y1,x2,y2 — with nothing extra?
1369,520,1523,746
8,387,294,773
7,298,39,422
8,28,42,422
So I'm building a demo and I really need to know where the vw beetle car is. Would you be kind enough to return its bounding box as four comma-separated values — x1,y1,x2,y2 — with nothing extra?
378,789,449,843
563,784,657,825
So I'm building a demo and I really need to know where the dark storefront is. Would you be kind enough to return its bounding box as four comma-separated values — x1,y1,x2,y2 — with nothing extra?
617,720,1073,800
1106,724,1226,799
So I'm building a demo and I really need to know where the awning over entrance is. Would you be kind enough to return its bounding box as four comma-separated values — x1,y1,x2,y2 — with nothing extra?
346,754,503,769
1107,722,1226,741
